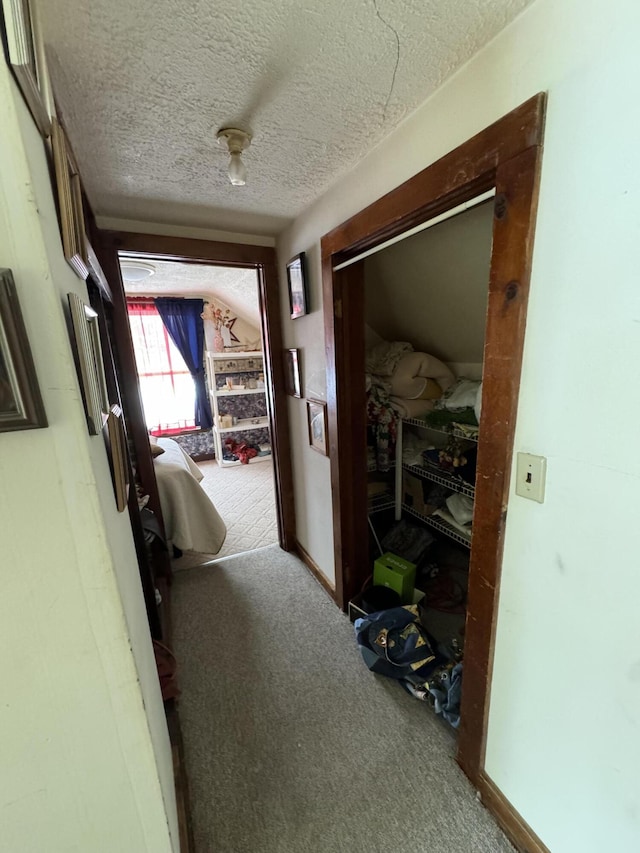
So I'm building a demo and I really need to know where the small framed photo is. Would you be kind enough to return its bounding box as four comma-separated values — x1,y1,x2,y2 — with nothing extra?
1,0,51,136
285,348,302,398
286,252,308,319
106,404,129,512
68,292,109,435
306,398,328,456
52,118,89,280
0,268,47,432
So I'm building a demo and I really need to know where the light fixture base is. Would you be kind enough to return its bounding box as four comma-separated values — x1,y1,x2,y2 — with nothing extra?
216,128,252,154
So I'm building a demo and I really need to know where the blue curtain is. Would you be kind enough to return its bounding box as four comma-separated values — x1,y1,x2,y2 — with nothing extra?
155,298,213,429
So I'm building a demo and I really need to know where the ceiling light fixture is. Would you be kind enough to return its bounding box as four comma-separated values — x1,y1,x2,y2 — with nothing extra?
120,260,156,282
216,128,252,186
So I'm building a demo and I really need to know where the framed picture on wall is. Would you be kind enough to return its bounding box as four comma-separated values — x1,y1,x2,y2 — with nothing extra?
0,268,47,432
286,252,308,319
1,0,51,136
51,118,89,280
68,292,109,435
306,398,328,456
285,348,302,398
106,404,129,512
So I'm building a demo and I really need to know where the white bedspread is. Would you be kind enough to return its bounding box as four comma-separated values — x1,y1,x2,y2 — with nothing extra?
154,438,226,554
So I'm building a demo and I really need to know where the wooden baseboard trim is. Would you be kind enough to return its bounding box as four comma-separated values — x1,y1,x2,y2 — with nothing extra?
294,538,337,602
477,771,550,853
166,700,195,853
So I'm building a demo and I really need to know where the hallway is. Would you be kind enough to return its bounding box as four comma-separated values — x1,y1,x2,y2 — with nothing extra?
172,547,512,853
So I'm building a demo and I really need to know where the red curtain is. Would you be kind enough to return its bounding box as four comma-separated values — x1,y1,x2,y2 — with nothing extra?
127,300,197,434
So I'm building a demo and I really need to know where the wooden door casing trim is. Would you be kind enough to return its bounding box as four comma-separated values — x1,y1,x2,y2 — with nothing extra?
320,93,546,823
96,230,296,553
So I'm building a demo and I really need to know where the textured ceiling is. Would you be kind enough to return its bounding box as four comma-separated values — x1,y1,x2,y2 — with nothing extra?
40,0,533,236
122,259,260,325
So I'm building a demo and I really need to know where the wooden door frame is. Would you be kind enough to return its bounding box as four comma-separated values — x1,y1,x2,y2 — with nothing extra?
96,230,296,553
322,95,546,790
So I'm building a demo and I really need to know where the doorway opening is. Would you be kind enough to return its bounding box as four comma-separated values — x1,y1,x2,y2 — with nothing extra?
365,196,494,687
120,256,279,565
321,94,545,816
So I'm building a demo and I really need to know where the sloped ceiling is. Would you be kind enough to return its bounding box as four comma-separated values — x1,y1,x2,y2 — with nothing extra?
365,201,494,364
122,260,260,327
39,0,533,236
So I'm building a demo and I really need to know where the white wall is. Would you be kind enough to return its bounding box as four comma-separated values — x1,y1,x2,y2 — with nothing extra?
0,66,177,851
277,0,640,850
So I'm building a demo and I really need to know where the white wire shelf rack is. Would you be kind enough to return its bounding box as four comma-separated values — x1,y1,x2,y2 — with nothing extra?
402,461,475,499
368,493,396,515
402,503,472,549
403,416,479,443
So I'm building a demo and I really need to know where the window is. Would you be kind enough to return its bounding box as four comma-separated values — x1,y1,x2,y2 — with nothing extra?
127,300,196,434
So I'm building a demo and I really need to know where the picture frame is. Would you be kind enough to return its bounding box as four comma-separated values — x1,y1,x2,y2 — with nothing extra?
106,404,129,512
51,118,89,280
285,348,302,398
68,292,109,435
286,252,308,319
306,398,328,456
0,268,47,432
1,0,50,136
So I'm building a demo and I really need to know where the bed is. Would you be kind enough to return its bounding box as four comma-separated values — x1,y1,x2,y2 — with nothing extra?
153,437,227,554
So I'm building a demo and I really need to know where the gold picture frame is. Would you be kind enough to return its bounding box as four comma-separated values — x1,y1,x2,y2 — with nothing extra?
51,118,89,280
1,0,50,136
106,404,129,512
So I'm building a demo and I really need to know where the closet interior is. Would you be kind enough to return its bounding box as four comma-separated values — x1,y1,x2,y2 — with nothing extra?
360,198,494,726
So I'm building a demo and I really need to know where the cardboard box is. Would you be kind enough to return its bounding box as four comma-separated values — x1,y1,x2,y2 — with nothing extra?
373,552,416,603
403,470,426,514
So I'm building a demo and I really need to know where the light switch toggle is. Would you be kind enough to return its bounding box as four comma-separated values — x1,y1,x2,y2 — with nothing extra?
515,452,547,503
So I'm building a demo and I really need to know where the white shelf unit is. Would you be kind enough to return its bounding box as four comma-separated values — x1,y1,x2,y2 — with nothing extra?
395,416,478,548
205,351,271,467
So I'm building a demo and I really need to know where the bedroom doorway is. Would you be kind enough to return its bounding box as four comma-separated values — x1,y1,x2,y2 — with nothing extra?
95,230,295,570
120,256,281,565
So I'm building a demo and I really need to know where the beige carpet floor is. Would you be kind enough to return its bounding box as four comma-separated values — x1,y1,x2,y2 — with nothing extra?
171,458,278,571
173,546,514,853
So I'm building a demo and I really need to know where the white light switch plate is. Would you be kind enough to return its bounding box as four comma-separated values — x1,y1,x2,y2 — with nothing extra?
515,452,547,503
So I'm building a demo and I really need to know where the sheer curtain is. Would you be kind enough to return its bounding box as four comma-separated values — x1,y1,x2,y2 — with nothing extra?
127,300,197,434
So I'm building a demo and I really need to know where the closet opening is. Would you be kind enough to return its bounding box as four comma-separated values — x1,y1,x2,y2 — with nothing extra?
364,198,494,707
321,95,545,794
120,256,278,567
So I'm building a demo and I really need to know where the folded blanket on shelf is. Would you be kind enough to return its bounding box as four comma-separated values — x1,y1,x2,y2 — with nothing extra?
421,407,478,428
438,378,482,411
390,352,455,398
389,396,436,419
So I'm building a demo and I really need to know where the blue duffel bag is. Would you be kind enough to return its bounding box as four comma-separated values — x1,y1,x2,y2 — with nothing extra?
354,604,443,683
